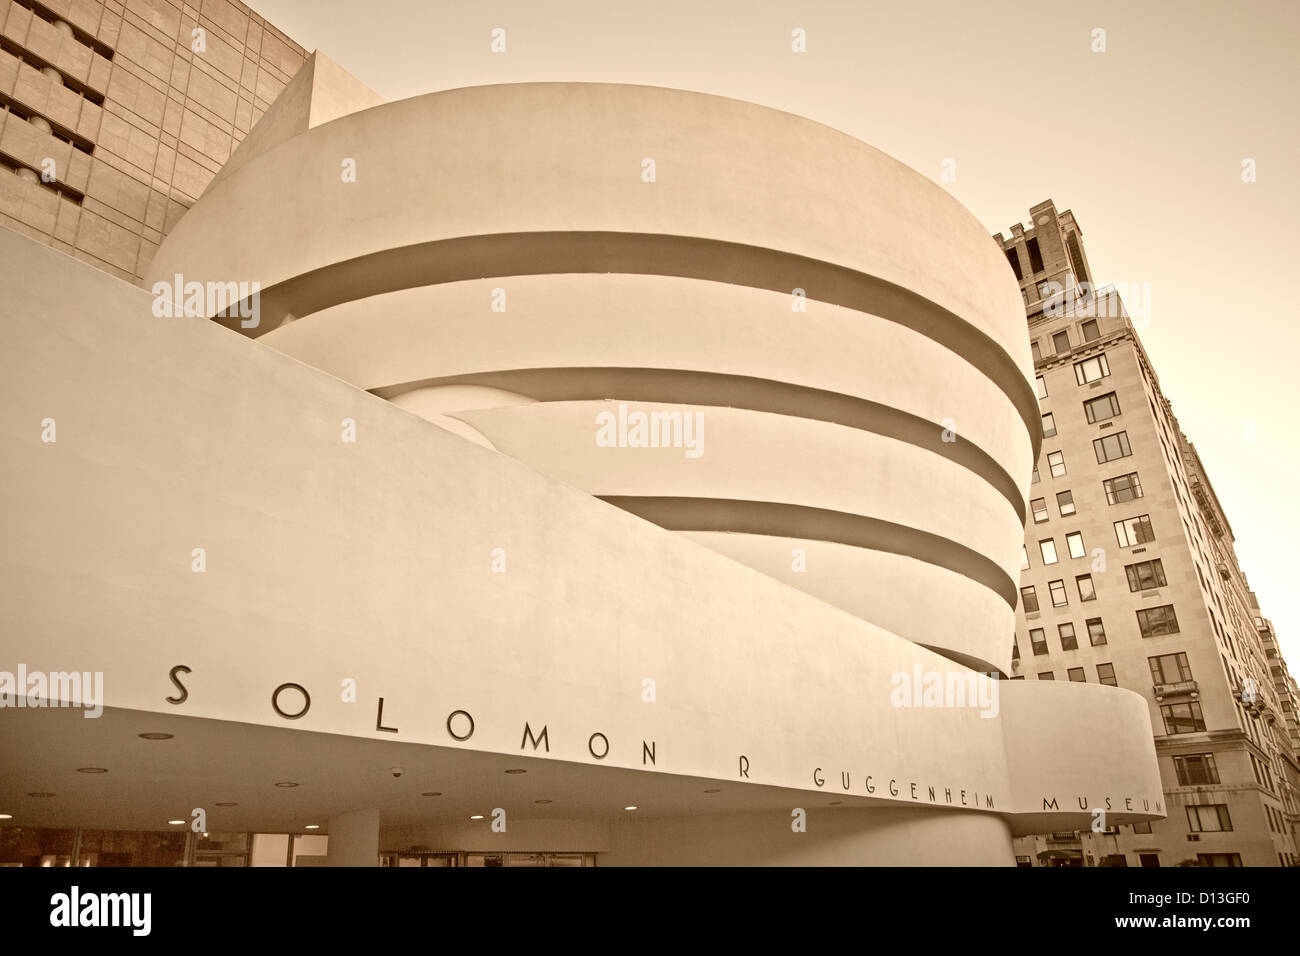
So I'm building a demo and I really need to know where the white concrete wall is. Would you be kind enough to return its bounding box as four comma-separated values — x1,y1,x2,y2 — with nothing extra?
0,228,1164,847
145,82,1041,675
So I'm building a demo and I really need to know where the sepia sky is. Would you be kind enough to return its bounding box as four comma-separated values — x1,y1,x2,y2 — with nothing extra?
246,0,1300,663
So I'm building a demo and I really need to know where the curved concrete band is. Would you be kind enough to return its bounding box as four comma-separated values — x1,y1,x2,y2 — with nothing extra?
263,274,1036,499
199,231,1043,458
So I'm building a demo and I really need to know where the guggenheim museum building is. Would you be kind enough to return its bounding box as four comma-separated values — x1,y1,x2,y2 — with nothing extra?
0,51,1164,866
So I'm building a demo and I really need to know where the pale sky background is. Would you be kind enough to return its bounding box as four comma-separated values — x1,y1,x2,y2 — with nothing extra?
246,0,1299,664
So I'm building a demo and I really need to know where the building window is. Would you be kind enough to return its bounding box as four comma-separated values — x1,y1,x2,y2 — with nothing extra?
1104,471,1143,505
1031,341,1042,363
1076,574,1096,601
1011,638,1020,660
1031,466,1041,484
1068,666,1086,682
1030,628,1048,655
1137,605,1180,638
1114,514,1155,547
1020,586,1039,613
1038,671,1054,681
1073,353,1110,385
1036,375,1047,399
1081,319,1101,342
1041,412,1057,437
1005,248,1023,280
1126,559,1167,592
1149,652,1192,685
1052,330,1071,354
1093,431,1133,464
1173,753,1220,786
1132,822,1152,834
1186,804,1232,833
1087,618,1107,646
1160,700,1204,734
1031,497,1049,523
1055,490,1076,516
1196,854,1243,868
1096,662,1117,685
1066,531,1085,559
1059,623,1078,651
1048,579,1068,607
1026,237,1044,273
1020,545,1030,570
1047,450,1066,477
1040,539,1059,565
1084,391,1121,423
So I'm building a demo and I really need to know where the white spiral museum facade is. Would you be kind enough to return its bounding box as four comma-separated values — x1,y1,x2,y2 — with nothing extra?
149,81,1041,676
0,62,1164,865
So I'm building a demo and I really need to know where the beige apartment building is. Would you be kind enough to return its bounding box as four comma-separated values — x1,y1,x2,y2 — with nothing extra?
0,0,306,281
999,201,1300,867
1257,604,1300,756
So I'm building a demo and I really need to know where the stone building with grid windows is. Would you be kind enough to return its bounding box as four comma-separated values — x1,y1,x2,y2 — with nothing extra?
0,0,307,281
998,201,1300,868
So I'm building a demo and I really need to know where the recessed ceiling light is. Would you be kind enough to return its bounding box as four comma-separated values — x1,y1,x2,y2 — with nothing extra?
273,782,298,788
26,792,54,798
420,792,442,797
470,814,484,820
504,768,526,774
828,801,842,806
214,802,238,807
304,825,319,830
624,806,638,811
76,767,108,774
167,820,185,825
703,788,720,793
138,733,173,740
0,814,13,820
534,799,552,805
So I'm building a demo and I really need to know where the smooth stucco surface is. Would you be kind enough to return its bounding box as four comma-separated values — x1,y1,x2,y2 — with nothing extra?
146,79,1041,675
1,227,1164,862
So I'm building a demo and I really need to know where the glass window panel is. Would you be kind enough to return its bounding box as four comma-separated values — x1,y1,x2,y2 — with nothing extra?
1059,623,1078,650
1067,532,1085,558
1021,586,1039,612
1087,618,1107,646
